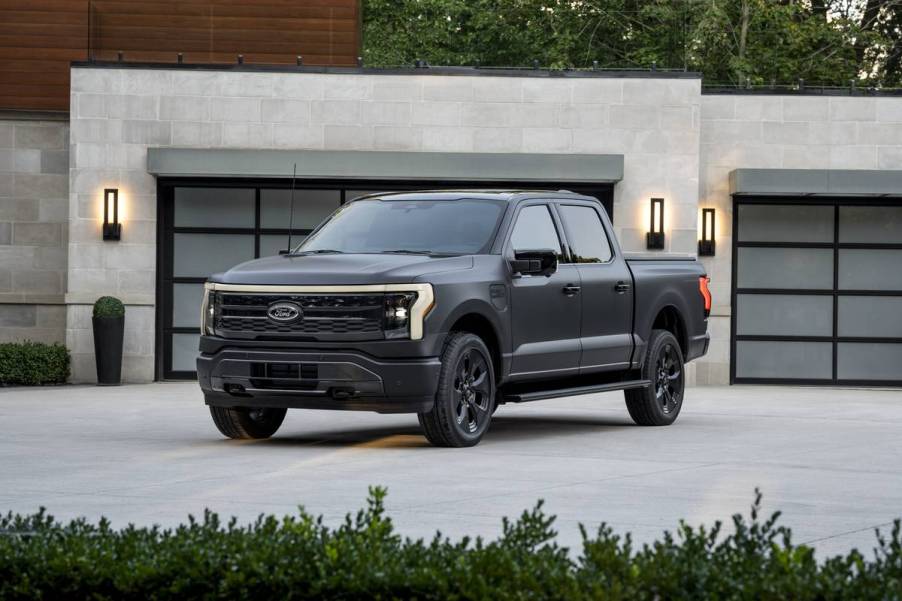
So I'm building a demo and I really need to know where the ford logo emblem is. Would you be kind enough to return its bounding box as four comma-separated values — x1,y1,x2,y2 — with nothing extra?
267,302,302,324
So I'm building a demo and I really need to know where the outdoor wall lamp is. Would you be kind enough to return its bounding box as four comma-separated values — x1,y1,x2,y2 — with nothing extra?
698,208,716,256
103,188,121,241
646,197,665,250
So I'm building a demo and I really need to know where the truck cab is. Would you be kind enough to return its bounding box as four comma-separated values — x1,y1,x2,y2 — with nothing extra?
198,190,710,447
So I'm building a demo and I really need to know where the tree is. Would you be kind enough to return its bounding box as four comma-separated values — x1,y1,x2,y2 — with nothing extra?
361,0,901,87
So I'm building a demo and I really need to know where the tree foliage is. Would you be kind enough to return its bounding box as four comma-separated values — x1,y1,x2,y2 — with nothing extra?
362,0,902,87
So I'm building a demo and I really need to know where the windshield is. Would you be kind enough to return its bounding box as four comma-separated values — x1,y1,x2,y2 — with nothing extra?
295,198,506,255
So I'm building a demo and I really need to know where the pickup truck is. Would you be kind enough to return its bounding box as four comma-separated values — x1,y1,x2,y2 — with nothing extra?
198,190,711,447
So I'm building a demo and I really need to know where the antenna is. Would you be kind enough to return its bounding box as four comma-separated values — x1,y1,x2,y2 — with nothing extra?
287,163,297,252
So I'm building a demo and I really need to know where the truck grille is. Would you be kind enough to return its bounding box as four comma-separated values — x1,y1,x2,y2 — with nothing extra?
214,293,384,340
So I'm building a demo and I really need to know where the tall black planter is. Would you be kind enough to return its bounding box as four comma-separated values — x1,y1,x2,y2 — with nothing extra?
93,316,124,385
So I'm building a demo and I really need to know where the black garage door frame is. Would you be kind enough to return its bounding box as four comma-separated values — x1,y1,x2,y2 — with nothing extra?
730,194,902,386
156,177,614,380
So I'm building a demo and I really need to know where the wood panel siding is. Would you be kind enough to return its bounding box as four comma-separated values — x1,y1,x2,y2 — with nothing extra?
0,0,361,112
0,1,88,111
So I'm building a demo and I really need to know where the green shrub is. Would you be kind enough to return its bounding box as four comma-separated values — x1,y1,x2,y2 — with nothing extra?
0,341,70,385
0,488,900,599
92,296,124,319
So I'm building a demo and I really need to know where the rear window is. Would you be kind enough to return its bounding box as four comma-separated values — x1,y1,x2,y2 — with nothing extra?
559,205,613,263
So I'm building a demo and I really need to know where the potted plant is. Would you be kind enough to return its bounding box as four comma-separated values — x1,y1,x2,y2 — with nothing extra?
92,296,125,385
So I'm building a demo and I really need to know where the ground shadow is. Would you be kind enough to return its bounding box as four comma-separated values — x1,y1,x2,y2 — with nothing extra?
253,412,635,449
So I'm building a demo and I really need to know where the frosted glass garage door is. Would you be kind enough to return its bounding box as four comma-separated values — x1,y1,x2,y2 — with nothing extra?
162,186,342,377
733,201,902,385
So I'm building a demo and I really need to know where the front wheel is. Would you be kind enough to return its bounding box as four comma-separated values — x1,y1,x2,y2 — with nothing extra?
418,332,495,447
209,406,287,439
624,329,685,426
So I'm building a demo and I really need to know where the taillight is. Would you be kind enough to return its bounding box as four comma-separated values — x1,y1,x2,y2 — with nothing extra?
699,276,711,316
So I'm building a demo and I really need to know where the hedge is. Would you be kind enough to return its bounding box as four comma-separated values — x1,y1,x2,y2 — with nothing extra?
93,296,125,319
0,341,69,385
1,488,899,600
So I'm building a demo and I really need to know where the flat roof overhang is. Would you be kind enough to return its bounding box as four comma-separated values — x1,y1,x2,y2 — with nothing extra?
147,149,624,184
730,168,902,197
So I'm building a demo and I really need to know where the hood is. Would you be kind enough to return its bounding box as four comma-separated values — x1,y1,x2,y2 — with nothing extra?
212,253,475,286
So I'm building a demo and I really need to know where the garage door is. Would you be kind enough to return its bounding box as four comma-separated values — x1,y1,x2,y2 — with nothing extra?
732,198,902,385
157,179,614,380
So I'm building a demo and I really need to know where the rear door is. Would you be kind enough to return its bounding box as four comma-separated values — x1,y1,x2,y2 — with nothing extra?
556,203,634,372
506,203,582,378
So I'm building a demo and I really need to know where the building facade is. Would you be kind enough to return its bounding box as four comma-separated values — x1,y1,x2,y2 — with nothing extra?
2,62,901,386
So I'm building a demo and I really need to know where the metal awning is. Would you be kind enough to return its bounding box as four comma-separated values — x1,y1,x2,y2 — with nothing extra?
730,168,902,197
147,148,624,183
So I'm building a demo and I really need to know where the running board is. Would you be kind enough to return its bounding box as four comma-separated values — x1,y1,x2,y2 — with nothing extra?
502,380,651,403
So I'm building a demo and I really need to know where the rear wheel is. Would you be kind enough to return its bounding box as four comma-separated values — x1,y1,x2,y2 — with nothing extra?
624,329,685,426
209,406,287,439
418,332,495,447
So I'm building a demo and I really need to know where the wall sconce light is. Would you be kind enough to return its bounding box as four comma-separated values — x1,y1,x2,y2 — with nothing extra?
646,197,664,250
698,208,716,256
103,188,121,241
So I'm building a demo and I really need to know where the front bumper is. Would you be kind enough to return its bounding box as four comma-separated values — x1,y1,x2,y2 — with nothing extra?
197,345,441,413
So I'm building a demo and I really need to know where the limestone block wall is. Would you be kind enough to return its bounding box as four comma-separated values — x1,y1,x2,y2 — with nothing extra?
0,117,69,345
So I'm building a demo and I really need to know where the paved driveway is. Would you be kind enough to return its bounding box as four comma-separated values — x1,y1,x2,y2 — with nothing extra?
2,382,900,557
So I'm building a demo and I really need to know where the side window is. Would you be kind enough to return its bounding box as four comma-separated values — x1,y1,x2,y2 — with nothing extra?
509,205,563,259
559,205,613,263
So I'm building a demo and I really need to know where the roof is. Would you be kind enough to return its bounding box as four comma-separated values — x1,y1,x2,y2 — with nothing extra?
348,189,599,203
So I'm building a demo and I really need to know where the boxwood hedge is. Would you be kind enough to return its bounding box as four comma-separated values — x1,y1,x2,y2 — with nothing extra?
0,488,899,600
0,341,70,385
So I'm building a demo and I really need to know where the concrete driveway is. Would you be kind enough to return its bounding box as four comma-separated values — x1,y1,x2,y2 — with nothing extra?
1,382,900,558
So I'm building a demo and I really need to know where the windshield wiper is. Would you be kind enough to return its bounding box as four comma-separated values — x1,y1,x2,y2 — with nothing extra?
290,249,344,256
381,249,435,255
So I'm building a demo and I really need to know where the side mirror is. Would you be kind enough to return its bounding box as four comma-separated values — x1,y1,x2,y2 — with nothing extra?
510,249,558,277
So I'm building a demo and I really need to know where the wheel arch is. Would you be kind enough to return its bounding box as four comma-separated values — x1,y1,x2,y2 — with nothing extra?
446,311,503,383
651,304,688,356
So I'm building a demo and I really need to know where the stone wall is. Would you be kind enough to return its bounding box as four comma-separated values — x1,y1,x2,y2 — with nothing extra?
0,117,69,345
68,66,703,383
695,94,902,384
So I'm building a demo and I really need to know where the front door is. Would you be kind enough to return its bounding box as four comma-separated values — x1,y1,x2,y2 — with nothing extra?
556,203,634,372
507,204,582,377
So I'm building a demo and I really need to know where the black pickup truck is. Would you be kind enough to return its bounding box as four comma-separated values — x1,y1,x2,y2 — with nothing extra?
198,190,710,447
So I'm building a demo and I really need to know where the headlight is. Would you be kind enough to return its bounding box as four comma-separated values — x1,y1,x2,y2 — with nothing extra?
383,292,417,339
201,289,216,335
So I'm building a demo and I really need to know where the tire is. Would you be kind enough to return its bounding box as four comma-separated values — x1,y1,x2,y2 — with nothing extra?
209,406,287,439
624,329,685,426
418,332,496,447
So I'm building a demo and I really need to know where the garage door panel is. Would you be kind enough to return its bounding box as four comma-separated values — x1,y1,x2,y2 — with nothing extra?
172,283,204,329
735,341,832,380
838,249,902,291
738,204,834,243
737,247,833,290
173,233,255,278
837,343,902,381
171,333,201,373
174,187,254,228
839,206,902,244
838,296,902,338
260,189,341,230
736,294,833,337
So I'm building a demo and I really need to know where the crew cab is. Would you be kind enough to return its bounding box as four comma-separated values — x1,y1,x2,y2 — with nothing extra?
197,190,711,447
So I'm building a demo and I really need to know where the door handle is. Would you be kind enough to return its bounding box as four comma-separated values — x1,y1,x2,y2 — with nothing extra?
562,284,581,296
614,281,631,293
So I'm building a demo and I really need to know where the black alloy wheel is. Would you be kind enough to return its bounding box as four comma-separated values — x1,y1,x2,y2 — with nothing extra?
655,342,683,415
624,329,685,426
418,332,496,447
453,348,492,434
